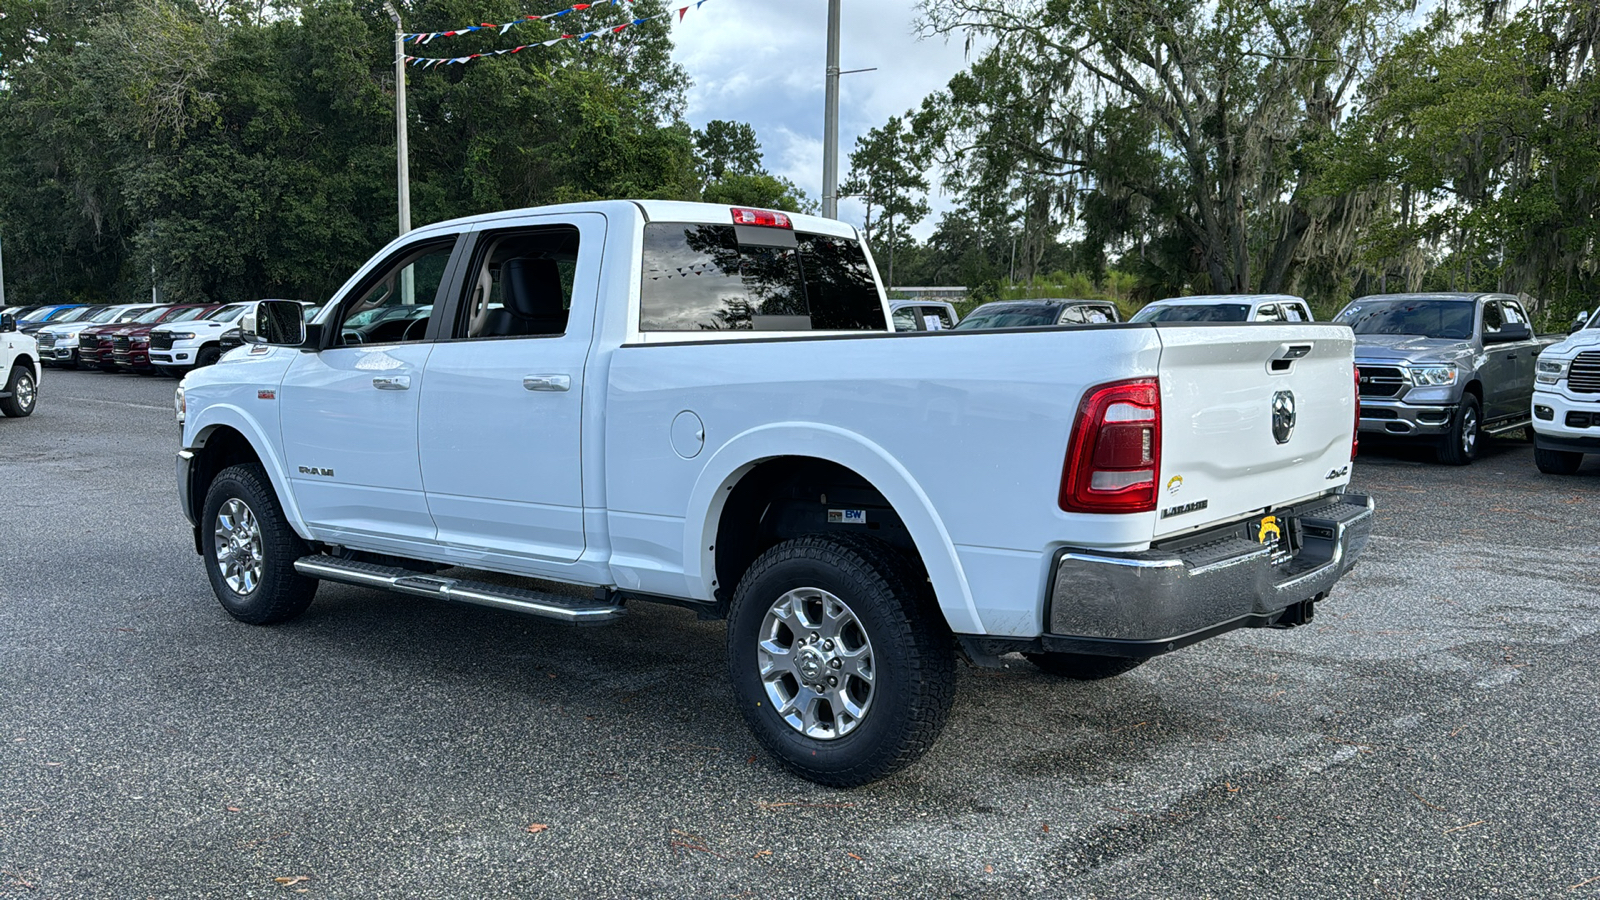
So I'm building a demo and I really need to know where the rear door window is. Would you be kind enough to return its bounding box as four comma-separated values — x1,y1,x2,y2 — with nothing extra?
640,223,886,332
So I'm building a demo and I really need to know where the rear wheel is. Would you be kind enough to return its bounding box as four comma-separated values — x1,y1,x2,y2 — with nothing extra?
1534,445,1583,475
0,364,37,417
1437,394,1481,465
201,464,318,625
727,534,955,787
1024,652,1145,680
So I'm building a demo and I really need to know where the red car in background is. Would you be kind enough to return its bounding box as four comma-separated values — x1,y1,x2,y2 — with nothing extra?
110,304,220,372
78,305,197,371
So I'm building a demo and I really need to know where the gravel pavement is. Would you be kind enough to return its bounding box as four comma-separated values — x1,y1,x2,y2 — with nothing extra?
2,370,1597,899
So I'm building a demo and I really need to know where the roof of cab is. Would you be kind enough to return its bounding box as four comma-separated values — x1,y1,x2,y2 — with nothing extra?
401,200,859,241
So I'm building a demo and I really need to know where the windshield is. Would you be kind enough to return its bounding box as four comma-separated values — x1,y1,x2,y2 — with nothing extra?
20,307,61,323
1129,303,1250,323
115,307,151,323
208,305,249,322
1335,299,1474,339
165,307,210,323
87,307,123,323
52,307,95,323
134,307,171,324
953,306,1060,329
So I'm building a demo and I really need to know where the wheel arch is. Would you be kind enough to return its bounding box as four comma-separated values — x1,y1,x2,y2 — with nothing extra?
685,424,982,634
184,406,310,540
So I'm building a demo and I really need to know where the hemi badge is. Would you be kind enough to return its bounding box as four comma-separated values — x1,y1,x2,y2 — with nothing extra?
258,389,276,400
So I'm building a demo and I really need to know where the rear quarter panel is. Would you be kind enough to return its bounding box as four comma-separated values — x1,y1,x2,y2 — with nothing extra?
603,327,1164,636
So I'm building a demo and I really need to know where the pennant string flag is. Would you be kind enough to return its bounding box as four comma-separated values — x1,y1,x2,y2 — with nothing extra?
405,0,710,68
406,0,636,45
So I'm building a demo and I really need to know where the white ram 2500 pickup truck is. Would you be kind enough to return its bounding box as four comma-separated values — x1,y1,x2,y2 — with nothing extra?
1,311,41,418
176,201,1374,786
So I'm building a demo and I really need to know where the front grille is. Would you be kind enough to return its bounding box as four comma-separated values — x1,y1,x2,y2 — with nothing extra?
1570,351,1600,394
111,336,132,352
1358,366,1406,397
36,333,55,350
150,332,175,351
1567,412,1595,429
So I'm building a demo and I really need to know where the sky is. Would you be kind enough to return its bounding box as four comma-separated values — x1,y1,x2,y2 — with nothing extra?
668,0,979,236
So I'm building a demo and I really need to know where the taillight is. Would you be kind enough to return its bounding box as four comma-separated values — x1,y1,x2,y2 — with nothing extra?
1352,365,1360,460
1059,379,1161,514
730,207,793,229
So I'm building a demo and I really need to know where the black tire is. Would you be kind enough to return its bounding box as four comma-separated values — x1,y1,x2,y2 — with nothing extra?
1534,445,1583,475
1023,652,1145,680
0,364,37,417
1436,394,1481,465
62,351,79,370
201,463,318,625
195,345,222,368
727,534,955,787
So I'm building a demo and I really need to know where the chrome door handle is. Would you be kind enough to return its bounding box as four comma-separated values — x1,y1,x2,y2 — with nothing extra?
372,375,411,391
523,375,571,392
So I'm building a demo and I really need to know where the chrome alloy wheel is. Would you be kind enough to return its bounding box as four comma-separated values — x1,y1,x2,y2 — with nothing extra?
757,588,876,740
14,371,35,412
1461,405,1478,456
214,498,265,595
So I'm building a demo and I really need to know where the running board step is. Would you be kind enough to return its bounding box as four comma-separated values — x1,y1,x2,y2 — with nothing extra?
293,556,625,625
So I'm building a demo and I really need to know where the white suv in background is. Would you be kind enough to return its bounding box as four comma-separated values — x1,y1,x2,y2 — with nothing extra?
149,303,252,374
1531,311,1600,474
1130,294,1316,323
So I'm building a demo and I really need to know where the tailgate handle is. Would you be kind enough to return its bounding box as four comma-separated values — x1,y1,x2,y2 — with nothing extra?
1277,343,1313,360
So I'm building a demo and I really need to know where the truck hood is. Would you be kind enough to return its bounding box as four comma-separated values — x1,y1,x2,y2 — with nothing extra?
1353,334,1472,365
1540,328,1600,358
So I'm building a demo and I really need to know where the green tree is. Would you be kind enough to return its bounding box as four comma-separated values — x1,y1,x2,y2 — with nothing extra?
919,0,1408,300
841,114,930,288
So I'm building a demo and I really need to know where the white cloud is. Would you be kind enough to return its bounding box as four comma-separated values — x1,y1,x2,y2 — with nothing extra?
670,0,975,241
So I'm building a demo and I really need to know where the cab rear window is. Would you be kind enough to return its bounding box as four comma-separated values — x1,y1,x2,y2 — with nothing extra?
640,223,885,332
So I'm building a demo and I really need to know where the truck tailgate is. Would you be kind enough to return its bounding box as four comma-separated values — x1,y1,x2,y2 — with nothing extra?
1154,324,1356,539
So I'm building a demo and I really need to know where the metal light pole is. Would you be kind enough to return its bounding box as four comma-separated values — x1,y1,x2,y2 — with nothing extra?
821,0,841,219
384,2,412,236
0,234,7,308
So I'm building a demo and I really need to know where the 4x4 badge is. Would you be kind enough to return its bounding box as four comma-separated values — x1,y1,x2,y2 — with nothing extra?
1272,390,1296,444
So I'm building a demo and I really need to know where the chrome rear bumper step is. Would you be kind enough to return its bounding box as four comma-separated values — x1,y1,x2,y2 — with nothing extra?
293,556,625,625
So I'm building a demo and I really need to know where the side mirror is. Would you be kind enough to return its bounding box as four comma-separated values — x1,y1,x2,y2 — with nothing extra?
0,314,14,334
242,300,308,347
1485,322,1531,344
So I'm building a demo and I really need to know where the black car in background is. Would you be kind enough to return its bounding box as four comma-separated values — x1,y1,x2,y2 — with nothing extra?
953,298,1122,330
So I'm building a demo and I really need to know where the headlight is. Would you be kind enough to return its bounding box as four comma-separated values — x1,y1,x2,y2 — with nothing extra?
175,386,186,425
1536,358,1569,385
132,335,150,344
167,332,197,341
1409,365,1457,386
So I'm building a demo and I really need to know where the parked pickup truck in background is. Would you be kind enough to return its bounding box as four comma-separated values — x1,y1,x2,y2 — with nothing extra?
955,298,1121,329
149,303,251,375
0,311,41,417
176,201,1373,786
1530,311,1600,474
1335,293,1558,465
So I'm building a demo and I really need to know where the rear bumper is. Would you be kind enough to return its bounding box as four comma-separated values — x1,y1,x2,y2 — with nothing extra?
1358,398,1455,436
989,493,1375,659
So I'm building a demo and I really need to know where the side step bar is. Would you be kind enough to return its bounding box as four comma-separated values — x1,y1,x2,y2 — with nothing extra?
293,555,625,625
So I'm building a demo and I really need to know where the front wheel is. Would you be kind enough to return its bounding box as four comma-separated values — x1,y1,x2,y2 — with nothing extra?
195,345,222,368
0,364,37,417
1534,445,1583,475
727,535,955,787
201,464,318,625
1437,395,1481,465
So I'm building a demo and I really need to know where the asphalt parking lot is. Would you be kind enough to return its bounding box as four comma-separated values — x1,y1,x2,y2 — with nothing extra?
2,369,1598,899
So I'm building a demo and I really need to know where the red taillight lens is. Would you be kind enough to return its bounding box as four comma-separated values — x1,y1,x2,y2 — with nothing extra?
730,207,793,229
1060,379,1161,514
1352,365,1360,461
